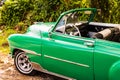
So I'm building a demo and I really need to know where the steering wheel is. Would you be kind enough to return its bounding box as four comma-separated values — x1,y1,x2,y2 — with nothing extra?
65,24,81,36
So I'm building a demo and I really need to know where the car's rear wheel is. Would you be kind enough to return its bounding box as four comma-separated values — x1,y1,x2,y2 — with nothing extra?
14,51,36,75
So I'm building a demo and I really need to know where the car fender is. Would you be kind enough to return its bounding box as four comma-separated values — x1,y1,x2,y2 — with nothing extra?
109,60,120,80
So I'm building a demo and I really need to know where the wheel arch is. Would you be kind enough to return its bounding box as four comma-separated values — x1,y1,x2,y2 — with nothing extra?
12,48,44,72
109,60,120,80
12,48,24,58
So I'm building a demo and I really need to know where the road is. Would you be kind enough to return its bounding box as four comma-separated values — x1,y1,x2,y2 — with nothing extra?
0,53,65,80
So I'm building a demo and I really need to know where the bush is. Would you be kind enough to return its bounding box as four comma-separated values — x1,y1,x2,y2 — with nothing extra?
91,0,120,23
0,0,31,27
0,0,120,28
0,0,91,28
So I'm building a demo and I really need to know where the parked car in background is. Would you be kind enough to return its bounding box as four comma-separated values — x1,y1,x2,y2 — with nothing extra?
8,8,120,80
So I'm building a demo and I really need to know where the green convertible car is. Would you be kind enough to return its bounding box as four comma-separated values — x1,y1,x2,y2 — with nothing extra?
8,8,120,80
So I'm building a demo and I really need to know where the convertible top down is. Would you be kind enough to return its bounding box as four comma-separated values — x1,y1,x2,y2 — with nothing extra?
8,8,120,80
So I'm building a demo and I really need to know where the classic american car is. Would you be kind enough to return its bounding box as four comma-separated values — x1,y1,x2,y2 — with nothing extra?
8,8,120,80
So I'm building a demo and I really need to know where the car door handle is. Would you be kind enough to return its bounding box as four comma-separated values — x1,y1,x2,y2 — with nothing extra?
84,42,94,47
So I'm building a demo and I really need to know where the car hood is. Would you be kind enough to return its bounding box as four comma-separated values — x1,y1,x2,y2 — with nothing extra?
27,22,56,34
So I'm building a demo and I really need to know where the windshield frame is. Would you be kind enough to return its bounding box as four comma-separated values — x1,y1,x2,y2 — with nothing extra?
50,8,97,33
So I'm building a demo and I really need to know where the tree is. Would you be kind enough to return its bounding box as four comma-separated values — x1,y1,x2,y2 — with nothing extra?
91,0,120,23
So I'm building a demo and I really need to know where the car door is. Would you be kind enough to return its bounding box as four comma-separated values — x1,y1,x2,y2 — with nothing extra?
42,32,94,80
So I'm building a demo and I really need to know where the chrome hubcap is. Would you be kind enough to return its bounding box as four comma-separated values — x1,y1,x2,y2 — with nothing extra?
17,53,32,72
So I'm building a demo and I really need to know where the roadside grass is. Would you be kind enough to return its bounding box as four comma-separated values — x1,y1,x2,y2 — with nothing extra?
0,28,17,54
0,46,9,54
0,21,28,54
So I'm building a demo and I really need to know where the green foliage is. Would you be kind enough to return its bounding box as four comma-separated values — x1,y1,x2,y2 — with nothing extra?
0,0,31,27
0,28,17,53
0,0,120,28
0,0,91,27
91,0,120,23
108,0,120,23
0,28,17,47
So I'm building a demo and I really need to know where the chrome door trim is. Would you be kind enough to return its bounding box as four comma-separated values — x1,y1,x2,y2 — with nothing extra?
44,55,90,68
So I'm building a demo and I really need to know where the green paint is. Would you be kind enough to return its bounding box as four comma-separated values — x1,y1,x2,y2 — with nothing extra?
8,8,120,80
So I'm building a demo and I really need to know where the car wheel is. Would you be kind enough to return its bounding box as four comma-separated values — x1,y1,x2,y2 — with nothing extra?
14,51,36,75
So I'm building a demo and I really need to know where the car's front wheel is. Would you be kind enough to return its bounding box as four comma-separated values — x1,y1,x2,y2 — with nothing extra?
14,51,36,75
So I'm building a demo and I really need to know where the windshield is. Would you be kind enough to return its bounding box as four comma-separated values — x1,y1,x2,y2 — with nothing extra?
66,11,92,24
56,10,93,28
52,8,97,38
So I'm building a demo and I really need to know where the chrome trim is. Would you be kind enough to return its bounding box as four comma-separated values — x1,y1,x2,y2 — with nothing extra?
21,49,41,56
44,55,90,68
31,62,76,80
11,46,41,56
43,70,76,80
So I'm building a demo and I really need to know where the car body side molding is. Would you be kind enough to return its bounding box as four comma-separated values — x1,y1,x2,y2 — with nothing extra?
44,55,90,68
